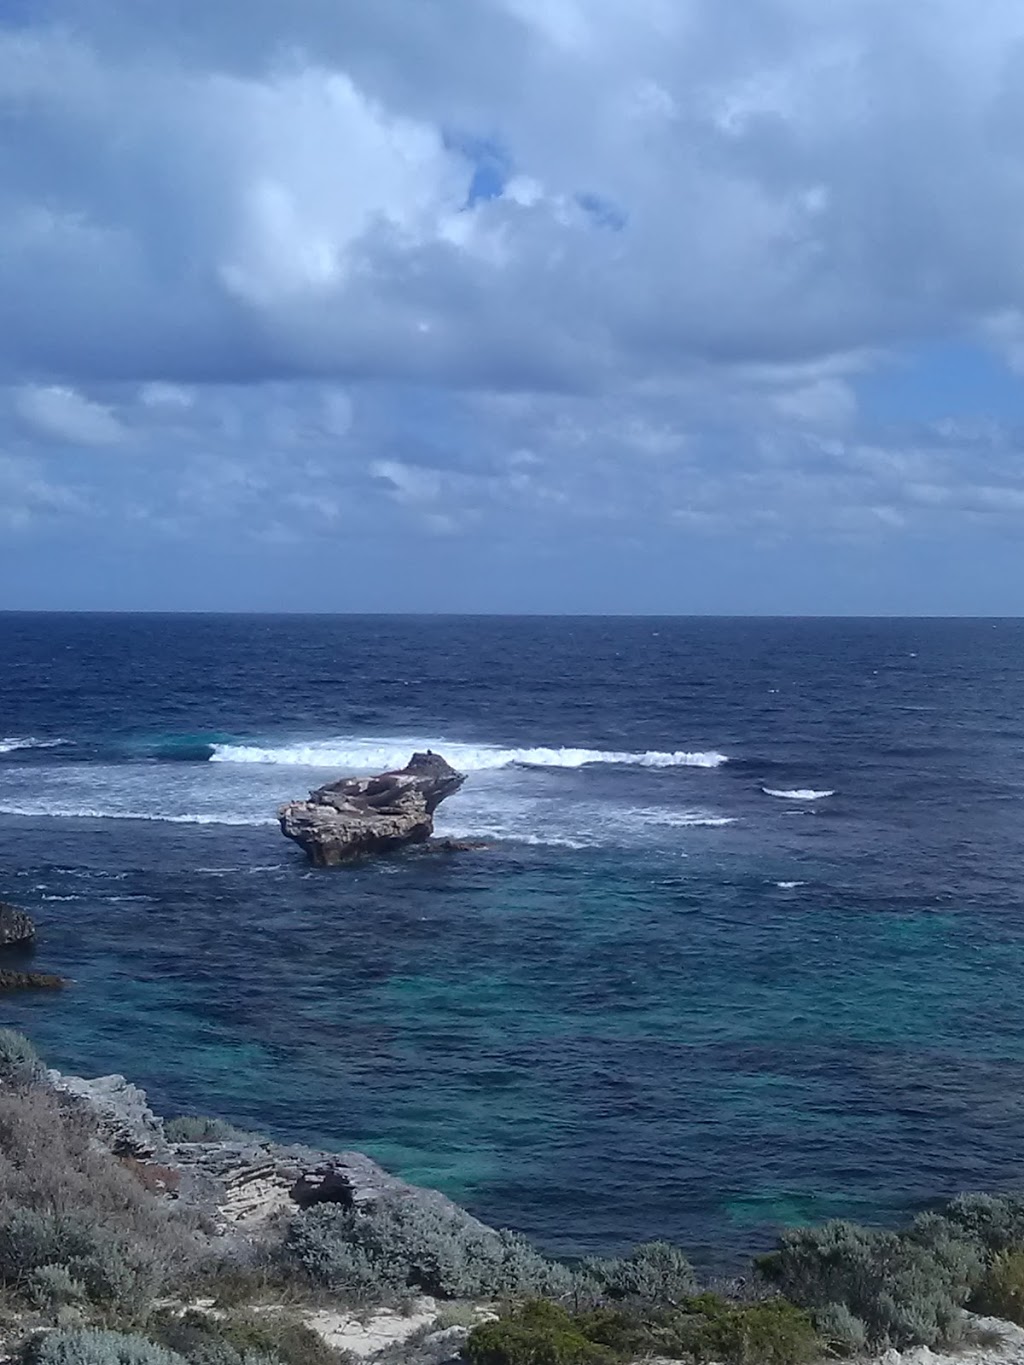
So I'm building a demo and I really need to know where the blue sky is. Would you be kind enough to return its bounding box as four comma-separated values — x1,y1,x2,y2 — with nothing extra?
5,1,1024,612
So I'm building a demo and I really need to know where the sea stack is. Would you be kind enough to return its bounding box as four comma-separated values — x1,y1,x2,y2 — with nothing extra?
278,751,465,866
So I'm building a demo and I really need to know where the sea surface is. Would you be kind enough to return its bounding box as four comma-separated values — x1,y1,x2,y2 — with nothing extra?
2,613,1024,1267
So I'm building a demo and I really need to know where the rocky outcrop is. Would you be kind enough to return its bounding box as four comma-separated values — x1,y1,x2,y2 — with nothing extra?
165,1134,491,1234
47,1070,166,1158
0,903,35,947
43,1064,494,1240
279,751,465,866
0,971,64,991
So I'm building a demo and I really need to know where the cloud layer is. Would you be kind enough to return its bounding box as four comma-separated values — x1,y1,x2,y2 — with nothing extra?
4,0,1024,609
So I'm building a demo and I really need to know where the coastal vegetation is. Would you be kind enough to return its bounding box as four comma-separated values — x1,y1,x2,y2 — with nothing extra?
0,1030,1022,1364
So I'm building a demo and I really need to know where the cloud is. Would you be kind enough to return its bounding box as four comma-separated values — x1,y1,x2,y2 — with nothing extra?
6,1,1024,392
6,2,1024,606
13,385,126,446
0,454,85,530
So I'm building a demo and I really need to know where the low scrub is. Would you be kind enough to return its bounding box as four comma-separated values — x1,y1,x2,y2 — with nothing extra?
582,1242,697,1306
279,1198,576,1305
466,1301,615,1365
927,1193,1024,1258
163,1116,248,1145
0,1085,201,1313
972,1249,1024,1324
20,1329,186,1365
757,1217,981,1350
0,1029,42,1086
148,1307,342,1365
465,1295,818,1365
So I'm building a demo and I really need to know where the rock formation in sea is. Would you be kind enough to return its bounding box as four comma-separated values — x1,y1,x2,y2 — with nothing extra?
0,971,65,991
279,750,465,866
0,903,35,947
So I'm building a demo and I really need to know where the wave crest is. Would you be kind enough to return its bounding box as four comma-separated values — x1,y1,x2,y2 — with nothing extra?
210,738,728,772
0,737,67,754
0,802,272,827
762,788,834,801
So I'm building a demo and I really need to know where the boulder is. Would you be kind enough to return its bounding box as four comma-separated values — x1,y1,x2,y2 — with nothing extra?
0,903,35,947
279,751,465,866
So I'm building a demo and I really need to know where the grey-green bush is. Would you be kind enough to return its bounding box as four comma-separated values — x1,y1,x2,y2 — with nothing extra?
0,1086,201,1311
0,1207,165,1306
0,1028,42,1085
584,1242,697,1306
925,1193,1024,1257
163,1116,247,1144
25,1262,88,1309
757,1218,981,1350
280,1198,577,1304
811,1303,869,1355
21,1329,186,1365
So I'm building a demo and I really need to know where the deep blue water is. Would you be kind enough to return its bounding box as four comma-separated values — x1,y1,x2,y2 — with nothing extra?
2,613,1024,1267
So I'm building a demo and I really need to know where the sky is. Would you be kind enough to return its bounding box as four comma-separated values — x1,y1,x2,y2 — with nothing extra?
6,2,1024,612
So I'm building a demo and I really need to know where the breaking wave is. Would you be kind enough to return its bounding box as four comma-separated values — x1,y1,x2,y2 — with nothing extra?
210,738,728,771
762,788,835,801
0,802,273,827
0,737,67,754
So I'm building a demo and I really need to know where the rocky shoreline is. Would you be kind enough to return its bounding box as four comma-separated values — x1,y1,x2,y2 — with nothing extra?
2,1035,1024,1365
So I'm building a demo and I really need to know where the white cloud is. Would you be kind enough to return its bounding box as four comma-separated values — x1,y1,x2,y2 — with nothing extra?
6,0,1024,587
6,2,1024,391
14,386,126,446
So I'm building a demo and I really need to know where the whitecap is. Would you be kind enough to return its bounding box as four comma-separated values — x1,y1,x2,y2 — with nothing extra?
210,736,728,772
775,881,806,890
762,788,835,801
0,737,67,754
0,803,274,827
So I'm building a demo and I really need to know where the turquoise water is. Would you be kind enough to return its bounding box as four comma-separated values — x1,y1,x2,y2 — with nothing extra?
2,614,1024,1266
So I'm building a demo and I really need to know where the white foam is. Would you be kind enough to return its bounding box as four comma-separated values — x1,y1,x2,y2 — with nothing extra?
623,807,736,828
762,788,835,801
210,737,728,772
0,803,273,827
775,881,806,890
0,737,67,754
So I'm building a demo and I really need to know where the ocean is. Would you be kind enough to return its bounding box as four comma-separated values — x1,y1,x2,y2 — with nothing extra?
2,612,1024,1268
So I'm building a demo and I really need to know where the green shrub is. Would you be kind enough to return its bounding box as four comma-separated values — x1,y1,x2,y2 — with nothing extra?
972,1249,1024,1324
669,1294,818,1365
21,1328,186,1365
0,1029,42,1085
163,1116,246,1144
757,1218,979,1350
466,1296,817,1365
466,1301,615,1365
280,1199,576,1305
583,1243,696,1306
